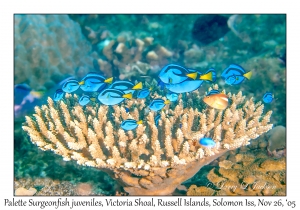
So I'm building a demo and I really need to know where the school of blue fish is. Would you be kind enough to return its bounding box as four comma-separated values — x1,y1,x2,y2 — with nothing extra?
51,63,274,148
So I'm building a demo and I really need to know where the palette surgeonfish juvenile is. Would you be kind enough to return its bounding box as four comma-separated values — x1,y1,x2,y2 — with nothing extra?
164,68,216,93
166,92,178,102
199,137,216,148
97,88,132,105
78,95,96,106
137,87,151,99
79,73,113,92
53,89,65,101
62,79,80,93
203,89,229,110
221,64,252,85
109,81,143,94
149,98,170,111
159,64,201,84
121,119,143,131
262,92,274,103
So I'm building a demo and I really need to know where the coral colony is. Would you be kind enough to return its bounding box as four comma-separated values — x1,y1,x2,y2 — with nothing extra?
22,62,273,195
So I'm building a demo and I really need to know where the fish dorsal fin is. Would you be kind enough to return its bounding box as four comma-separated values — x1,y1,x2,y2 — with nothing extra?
199,72,212,81
132,82,143,90
243,71,252,80
186,72,197,80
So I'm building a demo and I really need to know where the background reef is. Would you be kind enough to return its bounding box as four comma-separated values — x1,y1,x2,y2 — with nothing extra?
14,14,286,195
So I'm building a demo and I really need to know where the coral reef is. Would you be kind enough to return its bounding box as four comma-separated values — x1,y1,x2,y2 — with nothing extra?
22,83,273,195
187,150,286,196
14,177,105,196
14,15,98,90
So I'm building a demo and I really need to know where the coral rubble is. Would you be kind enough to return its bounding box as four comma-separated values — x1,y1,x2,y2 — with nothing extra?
22,84,273,195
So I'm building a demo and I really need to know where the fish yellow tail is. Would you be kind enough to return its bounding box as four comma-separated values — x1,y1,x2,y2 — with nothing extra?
243,71,252,80
104,77,113,84
132,82,143,90
123,93,132,99
186,72,198,80
90,97,96,102
164,99,170,104
137,120,143,124
199,72,212,81
149,87,153,91
78,81,85,85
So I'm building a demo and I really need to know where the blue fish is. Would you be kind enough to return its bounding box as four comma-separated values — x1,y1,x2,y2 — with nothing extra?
109,81,143,94
263,92,274,103
53,89,65,101
79,95,96,106
62,79,80,93
137,88,151,99
206,89,220,96
14,84,45,105
159,64,193,84
98,89,132,105
199,137,216,148
166,92,178,102
79,73,113,92
125,107,130,113
121,119,143,131
221,64,252,85
165,80,204,93
149,98,170,111
154,114,161,126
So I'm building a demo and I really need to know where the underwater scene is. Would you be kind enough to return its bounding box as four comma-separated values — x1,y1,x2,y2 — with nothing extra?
14,14,286,196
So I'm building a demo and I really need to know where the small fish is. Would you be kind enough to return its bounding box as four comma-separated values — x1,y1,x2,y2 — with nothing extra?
109,81,143,94
149,98,170,111
154,114,161,126
137,88,151,99
98,89,132,105
14,84,44,105
221,64,252,85
79,73,113,92
62,79,80,93
203,90,229,110
166,92,178,102
53,89,65,101
263,92,274,103
121,119,143,131
199,137,216,148
159,64,191,84
78,95,96,106
165,80,204,93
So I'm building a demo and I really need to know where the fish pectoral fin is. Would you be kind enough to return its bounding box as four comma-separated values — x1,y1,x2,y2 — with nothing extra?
132,82,143,90
199,72,212,81
186,72,197,80
243,71,252,80
104,77,113,84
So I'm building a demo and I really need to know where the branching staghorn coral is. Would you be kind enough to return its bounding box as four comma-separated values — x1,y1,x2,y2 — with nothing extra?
22,84,273,195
